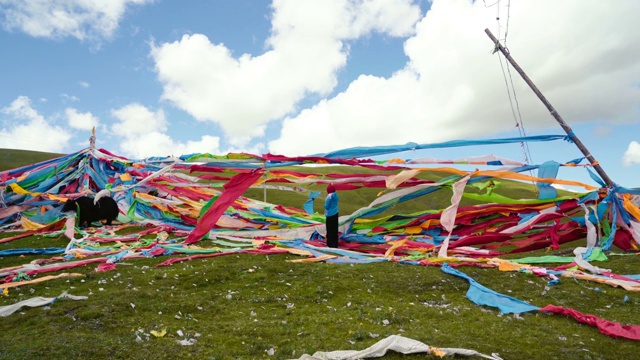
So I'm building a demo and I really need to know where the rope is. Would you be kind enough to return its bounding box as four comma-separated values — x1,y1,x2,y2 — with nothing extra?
490,1,534,170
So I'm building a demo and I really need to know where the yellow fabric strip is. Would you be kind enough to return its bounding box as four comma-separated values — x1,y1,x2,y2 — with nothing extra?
562,271,640,292
487,258,528,272
280,248,314,257
0,273,85,289
9,183,39,196
288,255,337,263
622,194,640,222
409,167,597,190
21,217,46,231
385,238,408,258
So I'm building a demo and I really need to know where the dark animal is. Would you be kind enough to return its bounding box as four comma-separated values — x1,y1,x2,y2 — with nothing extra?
61,196,119,227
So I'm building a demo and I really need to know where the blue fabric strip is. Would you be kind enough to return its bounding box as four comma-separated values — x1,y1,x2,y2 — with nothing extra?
319,135,567,159
441,263,540,314
303,191,321,214
0,248,65,256
537,161,560,200
587,167,606,188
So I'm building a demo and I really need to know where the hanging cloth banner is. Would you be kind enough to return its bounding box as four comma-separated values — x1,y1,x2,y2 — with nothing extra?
185,169,264,244
438,175,470,258
303,191,321,214
386,169,421,190
536,161,560,200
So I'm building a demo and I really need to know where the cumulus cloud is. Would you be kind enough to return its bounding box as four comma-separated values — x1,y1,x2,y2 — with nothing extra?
79,81,90,88
66,108,100,130
109,103,221,158
623,141,640,166
0,96,72,152
0,0,153,42
150,0,421,146
270,0,640,155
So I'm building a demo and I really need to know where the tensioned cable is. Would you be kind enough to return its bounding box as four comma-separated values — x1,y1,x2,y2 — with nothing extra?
490,0,534,169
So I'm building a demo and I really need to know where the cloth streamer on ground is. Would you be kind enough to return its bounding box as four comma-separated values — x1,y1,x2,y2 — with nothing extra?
0,247,65,256
443,264,640,341
0,273,84,289
540,304,640,341
0,291,88,317
441,263,540,314
293,334,502,360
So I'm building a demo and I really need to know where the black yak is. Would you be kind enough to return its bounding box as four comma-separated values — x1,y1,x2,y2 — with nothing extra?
61,196,119,227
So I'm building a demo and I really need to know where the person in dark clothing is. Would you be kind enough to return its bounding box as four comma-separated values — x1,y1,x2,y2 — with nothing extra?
324,183,339,248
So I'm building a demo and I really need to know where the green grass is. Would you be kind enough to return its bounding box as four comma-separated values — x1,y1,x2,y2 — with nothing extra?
1,150,639,359
2,236,640,359
0,148,64,172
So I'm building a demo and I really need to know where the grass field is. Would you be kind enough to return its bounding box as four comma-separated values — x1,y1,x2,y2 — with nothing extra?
1,149,639,359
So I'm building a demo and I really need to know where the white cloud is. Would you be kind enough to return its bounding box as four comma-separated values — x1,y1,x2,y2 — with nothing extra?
0,0,153,42
61,93,80,102
623,141,640,167
66,108,99,130
270,0,640,155
551,183,580,193
109,103,221,158
150,0,422,147
111,103,166,135
0,96,72,152
79,81,90,88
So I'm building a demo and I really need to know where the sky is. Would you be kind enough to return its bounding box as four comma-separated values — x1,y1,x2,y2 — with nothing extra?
0,0,639,188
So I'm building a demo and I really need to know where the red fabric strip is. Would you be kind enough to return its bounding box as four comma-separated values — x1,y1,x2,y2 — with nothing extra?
541,304,640,340
185,169,264,244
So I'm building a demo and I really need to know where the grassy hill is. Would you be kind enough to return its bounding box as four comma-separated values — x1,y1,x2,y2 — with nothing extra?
0,148,64,172
2,149,637,360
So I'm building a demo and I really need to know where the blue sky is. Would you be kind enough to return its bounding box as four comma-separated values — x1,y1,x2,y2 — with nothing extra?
0,0,639,188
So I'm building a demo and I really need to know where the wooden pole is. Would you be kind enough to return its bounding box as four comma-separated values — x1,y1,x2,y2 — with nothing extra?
484,28,614,186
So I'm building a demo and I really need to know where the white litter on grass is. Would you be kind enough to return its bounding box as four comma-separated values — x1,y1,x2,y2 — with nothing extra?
177,338,197,346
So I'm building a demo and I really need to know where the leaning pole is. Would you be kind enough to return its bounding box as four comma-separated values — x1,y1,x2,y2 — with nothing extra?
484,28,614,187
